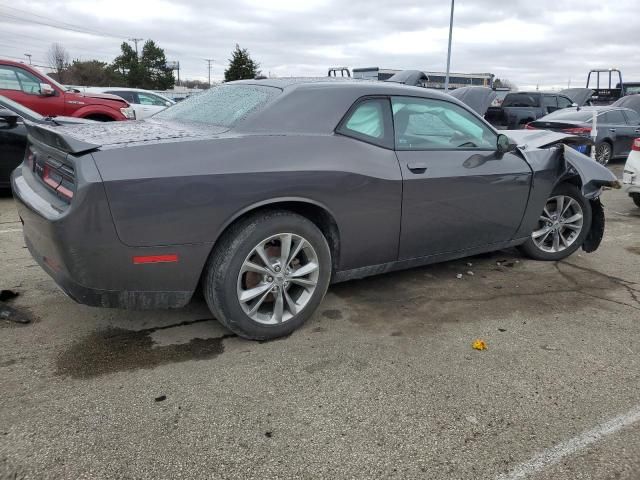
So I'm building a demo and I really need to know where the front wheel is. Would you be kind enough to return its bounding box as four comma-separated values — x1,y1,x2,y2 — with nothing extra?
203,211,332,340
519,183,592,261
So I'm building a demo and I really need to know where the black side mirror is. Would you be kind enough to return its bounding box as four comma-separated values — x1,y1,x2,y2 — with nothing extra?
0,108,19,126
497,133,517,154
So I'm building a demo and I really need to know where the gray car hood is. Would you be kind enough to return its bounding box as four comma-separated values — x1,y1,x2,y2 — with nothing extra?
559,88,594,107
612,94,640,115
448,87,497,116
24,118,228,154
506,129,620,198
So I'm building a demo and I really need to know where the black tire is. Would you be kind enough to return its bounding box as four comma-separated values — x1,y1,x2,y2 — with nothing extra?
594,141,612,165
632,194,640,209
203,210,332,340
519,183,592,261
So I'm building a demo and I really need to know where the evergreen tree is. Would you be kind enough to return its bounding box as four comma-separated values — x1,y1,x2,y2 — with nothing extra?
111,40,174,89
224,44,260,82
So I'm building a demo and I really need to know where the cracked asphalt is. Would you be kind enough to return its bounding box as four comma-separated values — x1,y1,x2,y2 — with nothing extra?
1,163,639,479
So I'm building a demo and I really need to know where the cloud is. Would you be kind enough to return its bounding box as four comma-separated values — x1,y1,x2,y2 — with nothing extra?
0,0,638,89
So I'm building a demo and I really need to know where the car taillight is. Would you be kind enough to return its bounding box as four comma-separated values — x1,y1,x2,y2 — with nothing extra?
562,127,592,135
34,155,75,201
632,138,640,151
525,124,537,130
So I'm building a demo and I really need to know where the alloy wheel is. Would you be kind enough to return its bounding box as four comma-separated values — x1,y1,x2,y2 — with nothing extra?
531,195,584,253
236,233,319,325
595,143,612,165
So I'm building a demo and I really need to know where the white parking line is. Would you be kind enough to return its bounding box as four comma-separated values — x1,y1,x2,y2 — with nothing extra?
496,405,640,480
0,228,22,234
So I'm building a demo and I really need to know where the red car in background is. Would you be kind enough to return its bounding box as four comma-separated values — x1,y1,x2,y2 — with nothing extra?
0,59,135,121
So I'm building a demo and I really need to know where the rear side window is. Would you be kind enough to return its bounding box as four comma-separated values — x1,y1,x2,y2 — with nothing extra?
0,66,40,94
337,98,393,148
154,84,279,127
543,96,557,109
106,90,137,103
601,110,626,125
624,110,640,125
502,93,540,108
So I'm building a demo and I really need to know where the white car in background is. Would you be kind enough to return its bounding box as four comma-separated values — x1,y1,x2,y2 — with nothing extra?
623,138,640,208
84,87,175,119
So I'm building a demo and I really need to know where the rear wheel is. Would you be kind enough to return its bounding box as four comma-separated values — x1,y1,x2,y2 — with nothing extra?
594,142,612,165
203,211,331,340
519,183,591,261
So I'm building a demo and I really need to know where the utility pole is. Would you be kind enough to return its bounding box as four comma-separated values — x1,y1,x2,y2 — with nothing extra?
24,53,32,64
205,59,213,87
444,0,455,92
128,38,144,57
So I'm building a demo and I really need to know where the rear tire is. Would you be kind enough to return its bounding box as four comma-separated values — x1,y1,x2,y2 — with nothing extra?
519,183,592,261
203,210,331,340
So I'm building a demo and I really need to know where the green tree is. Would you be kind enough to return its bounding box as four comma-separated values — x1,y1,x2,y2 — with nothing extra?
139,40,174,90
224,44,260,82
111,40,174,89
63,60,120,87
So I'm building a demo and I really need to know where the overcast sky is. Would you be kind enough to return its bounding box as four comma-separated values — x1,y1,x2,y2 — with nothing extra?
1,0,638,89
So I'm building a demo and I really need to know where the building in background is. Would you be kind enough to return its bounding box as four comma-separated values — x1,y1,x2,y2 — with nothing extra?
352,67,495,90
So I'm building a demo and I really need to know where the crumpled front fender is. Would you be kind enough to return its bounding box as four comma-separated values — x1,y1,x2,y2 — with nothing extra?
561,145,621,198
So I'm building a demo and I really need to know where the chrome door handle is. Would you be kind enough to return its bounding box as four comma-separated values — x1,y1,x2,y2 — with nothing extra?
609,128,616,132
407,162,427,173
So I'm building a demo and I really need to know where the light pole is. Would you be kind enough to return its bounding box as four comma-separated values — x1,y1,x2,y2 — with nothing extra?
444,0,455,92
24,53,32,65
205,59,213,87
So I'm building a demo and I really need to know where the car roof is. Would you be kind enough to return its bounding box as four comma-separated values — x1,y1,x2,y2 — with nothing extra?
232,77,460,102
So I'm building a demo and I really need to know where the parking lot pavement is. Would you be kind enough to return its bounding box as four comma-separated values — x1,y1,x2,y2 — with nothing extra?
1,169,639,480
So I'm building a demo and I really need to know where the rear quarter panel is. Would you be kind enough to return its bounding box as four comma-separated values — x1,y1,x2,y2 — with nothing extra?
92,134,403,270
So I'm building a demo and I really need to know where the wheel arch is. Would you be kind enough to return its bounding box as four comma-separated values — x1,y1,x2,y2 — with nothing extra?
210,197,341,272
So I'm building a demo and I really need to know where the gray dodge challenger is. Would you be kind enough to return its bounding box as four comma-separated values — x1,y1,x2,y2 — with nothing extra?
12,78,618,339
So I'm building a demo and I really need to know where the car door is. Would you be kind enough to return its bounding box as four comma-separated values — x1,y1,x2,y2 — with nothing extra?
0,65,63,116
0,110,27,186
391,96,532,260
602,110,634,156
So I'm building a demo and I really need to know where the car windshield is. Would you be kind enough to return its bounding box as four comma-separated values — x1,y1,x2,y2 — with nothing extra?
154,84,280,127
544,109,598,122
502,93,540,108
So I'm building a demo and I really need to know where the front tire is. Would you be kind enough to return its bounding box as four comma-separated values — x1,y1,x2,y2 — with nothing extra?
203,210,332,340
632,194,640,208
519,183,592,261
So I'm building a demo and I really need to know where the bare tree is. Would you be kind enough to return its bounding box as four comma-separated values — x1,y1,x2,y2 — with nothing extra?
47,43,70,82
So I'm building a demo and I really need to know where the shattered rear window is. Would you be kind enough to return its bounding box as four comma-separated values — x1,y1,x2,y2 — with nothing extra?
154,84,279,127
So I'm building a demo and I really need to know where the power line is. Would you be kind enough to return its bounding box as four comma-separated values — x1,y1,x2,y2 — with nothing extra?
0,7,129,39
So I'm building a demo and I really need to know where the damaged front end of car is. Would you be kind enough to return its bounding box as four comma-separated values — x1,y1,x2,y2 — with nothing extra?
507,129,620,253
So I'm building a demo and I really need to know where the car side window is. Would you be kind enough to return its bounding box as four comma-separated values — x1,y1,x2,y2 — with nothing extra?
602,110,626,125
391,96,496,150
15,69,41,95
106,90,137,104
138,92,168,106
557,96,573,109
543,95,558,112
337,98,392,148
623,110,640,125
0,66,21,91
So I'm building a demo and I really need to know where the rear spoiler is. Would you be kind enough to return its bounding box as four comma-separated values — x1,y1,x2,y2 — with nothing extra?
24,120,100,155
